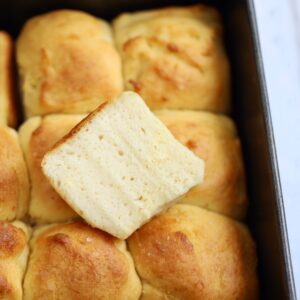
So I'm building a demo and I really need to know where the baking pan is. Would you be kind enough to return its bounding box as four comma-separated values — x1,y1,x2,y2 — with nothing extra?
0,0,296,298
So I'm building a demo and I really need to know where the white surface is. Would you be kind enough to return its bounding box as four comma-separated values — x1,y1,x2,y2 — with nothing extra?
254,0,300,297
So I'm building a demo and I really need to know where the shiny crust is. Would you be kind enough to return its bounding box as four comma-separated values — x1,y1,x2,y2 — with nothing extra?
16,9,123,117
113,5,230,112
0,127,29,221
128,204,259,300
19,115,85,223
156,110,247,220
23,222,142,300
0,221,30,300
0,32,17,127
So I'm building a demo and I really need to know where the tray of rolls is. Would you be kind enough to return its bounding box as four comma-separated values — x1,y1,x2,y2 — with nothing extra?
0,0,295,299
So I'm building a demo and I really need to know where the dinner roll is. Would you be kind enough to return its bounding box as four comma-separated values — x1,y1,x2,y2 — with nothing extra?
17,9,123,117
156,110,247,220
128,204,259,300
0,221,30,300
0,126,29,221
23,222,142,300
19,115,85,223
113,5,230,112
41,92,204,239
0,32,17,127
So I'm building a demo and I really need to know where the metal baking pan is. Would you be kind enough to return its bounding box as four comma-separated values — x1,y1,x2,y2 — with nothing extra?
0,0,296,298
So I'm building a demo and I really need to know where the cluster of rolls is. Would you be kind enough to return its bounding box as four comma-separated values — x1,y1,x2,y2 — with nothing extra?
0,5,259,300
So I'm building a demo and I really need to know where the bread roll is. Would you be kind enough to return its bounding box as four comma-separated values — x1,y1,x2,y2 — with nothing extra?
0,126,29,221
128,204,259,300
41,92,204,239
19,114,85,223
17,9,123,117
0,221,30,300
0,32,17,127
113,5,230,112
23,222,141,300
156,110,247,220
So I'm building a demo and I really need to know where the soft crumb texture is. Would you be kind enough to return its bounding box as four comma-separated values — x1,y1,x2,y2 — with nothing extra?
19,115,85,223
0,221,30,300
113,5,230,112
0,127,29,221
156,110,247,220
41,92,204,239
16,9,123,117
128,204,259,300
0,32,17,127
23,222,141,300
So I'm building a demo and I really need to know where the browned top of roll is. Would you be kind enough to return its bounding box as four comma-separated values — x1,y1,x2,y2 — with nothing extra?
19,115,85,223
128,204,258,300
0,127,29,221
0,31,17,127
24,222,141,300
0,221,27,259
156,110,247,220
17,9,123,117
113,5,230,112
0,221,30,300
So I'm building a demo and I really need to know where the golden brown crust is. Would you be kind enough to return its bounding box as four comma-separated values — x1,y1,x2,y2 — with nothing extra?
128,204,259,300
0,221,26,259
16,9,123,117
24,222,141,300
0,31,17,127
0,273,11,298
113,5,230,112
115,5,221,26
156,110,247,220
19,115,85,223
0,127,29,221
0,221,30,300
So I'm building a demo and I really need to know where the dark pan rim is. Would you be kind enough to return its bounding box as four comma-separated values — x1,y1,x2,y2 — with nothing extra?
246,1,297,299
